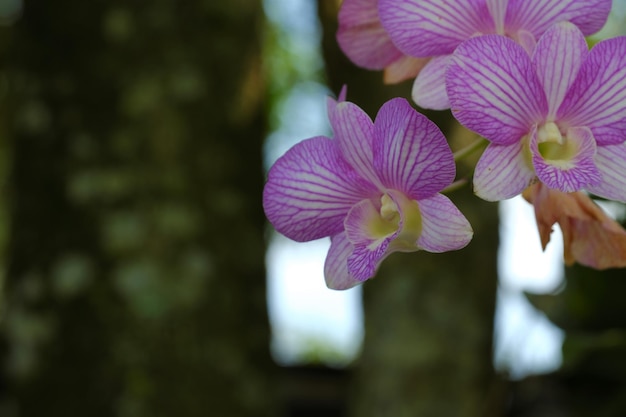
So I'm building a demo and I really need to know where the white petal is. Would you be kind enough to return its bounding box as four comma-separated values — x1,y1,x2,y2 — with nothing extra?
474,141,536,201
411,55,452,110
586,143,626,203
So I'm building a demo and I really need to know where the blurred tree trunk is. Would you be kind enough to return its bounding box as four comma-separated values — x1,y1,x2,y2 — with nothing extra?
319,2,500,416
0,1,275,416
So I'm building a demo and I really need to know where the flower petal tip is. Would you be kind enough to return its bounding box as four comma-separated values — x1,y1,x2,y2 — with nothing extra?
338,85,348,102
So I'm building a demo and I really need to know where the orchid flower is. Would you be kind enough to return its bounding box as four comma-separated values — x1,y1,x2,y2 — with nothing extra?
375,0,611,109
337,0,428,84
446,22,626,203
523,183,626,269
263,88,472,290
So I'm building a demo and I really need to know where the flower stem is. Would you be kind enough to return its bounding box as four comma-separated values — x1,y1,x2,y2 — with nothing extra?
441,178,468,194
453,137,488,162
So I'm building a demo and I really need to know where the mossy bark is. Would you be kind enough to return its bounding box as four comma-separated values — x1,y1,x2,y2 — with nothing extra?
0,1,275,416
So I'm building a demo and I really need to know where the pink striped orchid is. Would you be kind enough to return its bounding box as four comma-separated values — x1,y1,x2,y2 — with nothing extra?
348,0,612,109
263,89,472,289
446,22,626,202
337,0,428,84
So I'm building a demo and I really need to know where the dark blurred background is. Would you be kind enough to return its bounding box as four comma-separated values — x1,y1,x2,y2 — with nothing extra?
0,0,624,416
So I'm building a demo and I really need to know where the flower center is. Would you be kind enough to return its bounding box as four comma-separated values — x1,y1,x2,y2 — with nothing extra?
537,122,577,162
380,191,422,252
380,193,400,223
346,191,423,254
362,194,400,244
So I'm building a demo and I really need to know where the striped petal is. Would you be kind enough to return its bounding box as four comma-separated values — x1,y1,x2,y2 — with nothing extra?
447,34,547,145
263,136,374,242
532,22,588,119
372,98,455,199
328,97,382,187
412,55,451,110
557,36,626,146
324,233,361,290
337,0,405,69
344,198,395,281
505,0,612,38
531,126,601,193
586,143,626,203
416,193,473,252
487,0,508,34
378,0,493,57
474,141,535,201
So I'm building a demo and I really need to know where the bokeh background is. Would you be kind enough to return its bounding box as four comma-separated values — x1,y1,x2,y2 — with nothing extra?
0,0,625,416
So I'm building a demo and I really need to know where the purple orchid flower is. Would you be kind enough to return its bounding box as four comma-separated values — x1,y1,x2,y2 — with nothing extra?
337,0,429,84
446,22,626,202
263,88,473,290
375,0,611,110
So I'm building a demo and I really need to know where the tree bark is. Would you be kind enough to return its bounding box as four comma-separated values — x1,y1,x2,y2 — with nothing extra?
318,2,500,416
0,1,276,416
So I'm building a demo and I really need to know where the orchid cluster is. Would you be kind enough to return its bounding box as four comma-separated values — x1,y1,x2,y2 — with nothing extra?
263,0,626,290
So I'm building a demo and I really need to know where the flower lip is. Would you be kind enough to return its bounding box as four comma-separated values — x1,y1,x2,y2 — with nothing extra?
344,190,423,259
343,188,424,281
531,124,602,192
536,122,577,162
385,189,423,252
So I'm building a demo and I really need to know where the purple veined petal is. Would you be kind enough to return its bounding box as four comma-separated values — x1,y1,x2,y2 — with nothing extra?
344,198,395,281
384,56,429,85
327,98,383,187
417,193,473,252
378,0,494,58
532,22,588,119
342,189,426,280
372,98,455,199
337,0,405,69
324,233,362,290
486,0,508,34
474,140,536,201
344,198,396,249
586,143,626,203
531,126,602,192
505,0,612,38
263,136,375,242
347,243,390,282
557,36,626,146
411,55,452,110
447,35,548,146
